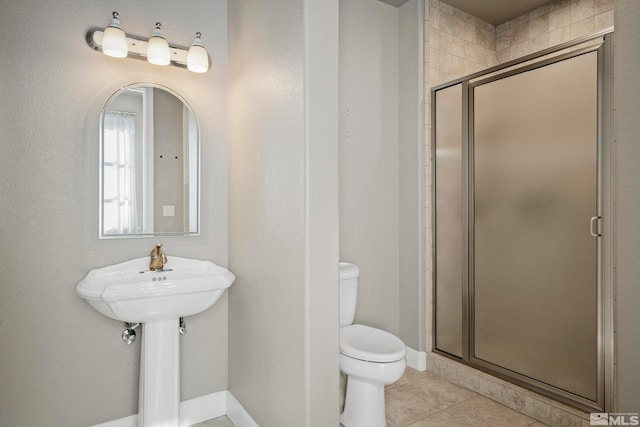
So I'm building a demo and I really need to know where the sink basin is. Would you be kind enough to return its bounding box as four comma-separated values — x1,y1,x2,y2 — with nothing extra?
76,256,235,322
76,255,235,427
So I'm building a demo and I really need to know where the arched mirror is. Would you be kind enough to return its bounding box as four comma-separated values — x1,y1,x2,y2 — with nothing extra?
99,83,199,238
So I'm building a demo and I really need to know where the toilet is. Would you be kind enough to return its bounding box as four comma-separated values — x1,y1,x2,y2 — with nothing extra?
339,262,406,427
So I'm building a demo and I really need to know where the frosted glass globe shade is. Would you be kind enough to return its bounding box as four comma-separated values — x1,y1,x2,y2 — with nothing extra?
187,45,209,73
147,25,170,66
102,25,128,58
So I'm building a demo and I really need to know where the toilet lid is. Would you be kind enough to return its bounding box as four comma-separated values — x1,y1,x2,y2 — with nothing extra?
340,324,406,363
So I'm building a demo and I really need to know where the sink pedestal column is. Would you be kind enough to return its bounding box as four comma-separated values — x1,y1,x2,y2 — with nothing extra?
138,319,180,427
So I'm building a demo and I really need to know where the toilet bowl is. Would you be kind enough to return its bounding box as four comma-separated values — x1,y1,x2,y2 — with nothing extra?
340,324,406,427
339,263,406,427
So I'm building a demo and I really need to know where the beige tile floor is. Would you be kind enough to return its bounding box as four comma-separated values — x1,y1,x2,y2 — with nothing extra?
384,368,548,427
189,415,234,427
192,368,550,427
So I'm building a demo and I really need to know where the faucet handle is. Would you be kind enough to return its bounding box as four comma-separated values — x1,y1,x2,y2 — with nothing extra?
149,243,168,271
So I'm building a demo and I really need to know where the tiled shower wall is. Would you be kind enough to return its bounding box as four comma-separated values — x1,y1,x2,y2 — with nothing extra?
427,0,497,88
496,0,614,63
422,0,614,407
426,0,614,87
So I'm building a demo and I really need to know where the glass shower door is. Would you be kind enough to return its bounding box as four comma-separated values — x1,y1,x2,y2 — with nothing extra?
471,52,599,401
434,83,464,358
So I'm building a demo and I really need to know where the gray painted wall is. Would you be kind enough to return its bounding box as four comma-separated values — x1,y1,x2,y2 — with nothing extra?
227,0,340,426
339,0,401,335
613,0,640,411
0,1,228,426
398,0,425,351
339,0,424,351
154,89,185,232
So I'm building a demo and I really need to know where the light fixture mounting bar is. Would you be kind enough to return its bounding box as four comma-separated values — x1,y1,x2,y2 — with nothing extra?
86,28,191,69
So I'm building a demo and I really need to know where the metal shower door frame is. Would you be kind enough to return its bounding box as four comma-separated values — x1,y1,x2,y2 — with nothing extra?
431,31,614,412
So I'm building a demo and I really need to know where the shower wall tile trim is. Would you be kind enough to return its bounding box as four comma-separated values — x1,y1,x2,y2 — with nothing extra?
426,352,594,427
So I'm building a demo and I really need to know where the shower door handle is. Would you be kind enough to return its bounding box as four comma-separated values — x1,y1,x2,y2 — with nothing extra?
590,216,601,237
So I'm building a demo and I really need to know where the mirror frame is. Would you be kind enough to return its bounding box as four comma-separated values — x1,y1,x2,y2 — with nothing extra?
99,82,201,238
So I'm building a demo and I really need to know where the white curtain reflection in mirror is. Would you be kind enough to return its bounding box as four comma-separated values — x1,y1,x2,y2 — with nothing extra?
103,110,140,235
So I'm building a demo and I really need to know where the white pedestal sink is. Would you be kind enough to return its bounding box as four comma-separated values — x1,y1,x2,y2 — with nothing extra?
76,256,235,427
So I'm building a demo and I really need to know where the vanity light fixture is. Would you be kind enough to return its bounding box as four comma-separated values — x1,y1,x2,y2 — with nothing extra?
86,12,210,73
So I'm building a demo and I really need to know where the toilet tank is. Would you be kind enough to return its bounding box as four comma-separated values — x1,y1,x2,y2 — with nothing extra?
339,262,359,327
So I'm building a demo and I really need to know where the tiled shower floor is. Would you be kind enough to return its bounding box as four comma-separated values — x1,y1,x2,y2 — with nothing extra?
384,368,548,427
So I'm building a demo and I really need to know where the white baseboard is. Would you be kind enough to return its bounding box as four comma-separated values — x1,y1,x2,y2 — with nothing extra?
90,390,256,427
92,412,137,427
406,346,427,371
180,392,226,426
226,391,260,427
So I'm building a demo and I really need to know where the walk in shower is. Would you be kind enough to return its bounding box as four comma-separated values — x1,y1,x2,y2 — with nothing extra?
432,32,613,412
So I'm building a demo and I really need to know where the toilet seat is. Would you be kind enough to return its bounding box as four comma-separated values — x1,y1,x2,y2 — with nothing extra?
340,324,406,363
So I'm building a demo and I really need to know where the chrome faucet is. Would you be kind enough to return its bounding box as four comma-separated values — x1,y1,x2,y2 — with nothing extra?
149,243,168,271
